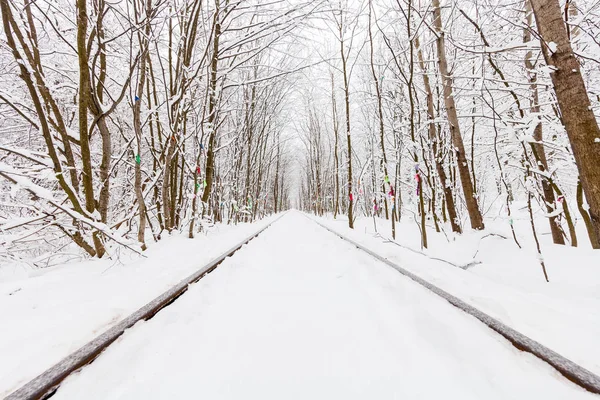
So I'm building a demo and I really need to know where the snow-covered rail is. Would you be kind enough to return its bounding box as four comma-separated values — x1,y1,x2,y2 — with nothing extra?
5,213,286,400
308,216,600,395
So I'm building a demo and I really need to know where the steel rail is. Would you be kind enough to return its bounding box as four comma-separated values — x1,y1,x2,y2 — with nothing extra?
6,213,286,400
309,216,600,395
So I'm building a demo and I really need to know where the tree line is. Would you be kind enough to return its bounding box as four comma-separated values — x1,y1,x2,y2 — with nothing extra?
1,0,599,266
298,0,600,259
0,0,317,263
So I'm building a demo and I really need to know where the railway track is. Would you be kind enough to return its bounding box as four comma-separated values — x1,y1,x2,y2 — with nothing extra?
6,213,286,400
6,211,600,398
308,215,600,395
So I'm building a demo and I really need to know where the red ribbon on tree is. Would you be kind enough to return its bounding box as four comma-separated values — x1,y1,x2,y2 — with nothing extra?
415,173,421,196
196,166,201,175
349,193,353,202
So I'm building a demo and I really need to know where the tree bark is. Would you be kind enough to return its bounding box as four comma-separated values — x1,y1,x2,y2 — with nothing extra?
331,72,340,219
77,0,105,256
368,0,389,221
132,0,151,250
432,0,484,230
202,0,221,205
338,13,353,229
577,179,600,249
416,35,461,234
522,3,565,245
529,0,600,245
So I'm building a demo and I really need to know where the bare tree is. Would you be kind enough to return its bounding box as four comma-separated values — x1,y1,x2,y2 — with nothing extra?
431,0,484,230
529,0,600,248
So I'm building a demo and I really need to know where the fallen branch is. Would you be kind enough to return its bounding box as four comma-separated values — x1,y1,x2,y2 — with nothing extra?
373,232,481,270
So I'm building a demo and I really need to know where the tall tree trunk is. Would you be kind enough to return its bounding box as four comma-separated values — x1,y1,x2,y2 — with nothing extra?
94,0,110,226
273,139,280,213
133,97,147,249
331,72,340,219
524,3,565,245
202,0,221,205
529,0,600,245
162,136,175,231
404,0,427,247
1,0,95,255
77,0,105,256
133,0,150,249
368,0,389,221
432,0,485,230
77,0,93,214
339,20,353,229
416,35,461,234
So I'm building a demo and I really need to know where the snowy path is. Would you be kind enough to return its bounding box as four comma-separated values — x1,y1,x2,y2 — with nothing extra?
53,212,595,399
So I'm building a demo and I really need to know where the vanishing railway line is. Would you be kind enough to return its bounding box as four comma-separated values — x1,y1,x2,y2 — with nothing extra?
5,214,286,400
6,212,600,399
310,216,600,395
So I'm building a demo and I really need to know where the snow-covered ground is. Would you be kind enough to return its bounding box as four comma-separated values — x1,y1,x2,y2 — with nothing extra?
3,211,598,398
47,212,594,399
0,216,277,397
315,209,600,378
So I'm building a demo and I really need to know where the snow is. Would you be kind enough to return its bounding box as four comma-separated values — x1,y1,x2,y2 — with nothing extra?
314,211,600,378
540,65,558,74
0,162,55,200
45,212,595,399
0,216,276,397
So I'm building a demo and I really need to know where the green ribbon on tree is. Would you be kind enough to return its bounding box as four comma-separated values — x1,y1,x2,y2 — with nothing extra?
135,154,141,164
384,175,390,184
195,183,201,190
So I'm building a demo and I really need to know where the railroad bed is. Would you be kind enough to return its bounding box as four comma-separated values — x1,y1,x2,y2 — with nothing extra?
7,212,600,399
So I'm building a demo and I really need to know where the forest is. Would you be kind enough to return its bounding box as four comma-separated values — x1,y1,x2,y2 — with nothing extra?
1,0,599,267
